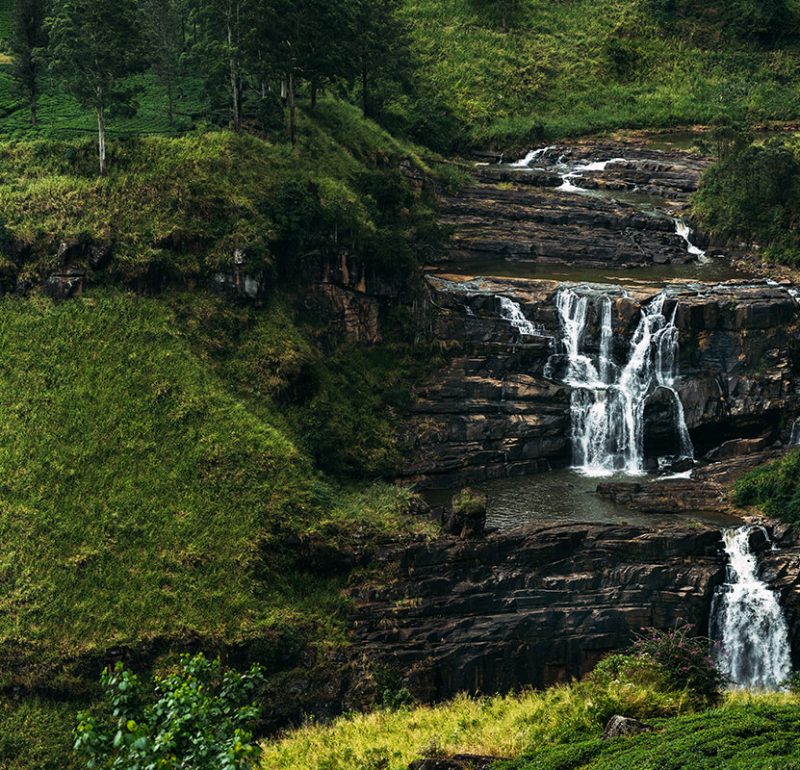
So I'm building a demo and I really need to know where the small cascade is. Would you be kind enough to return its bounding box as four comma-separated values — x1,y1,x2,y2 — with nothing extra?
674,218,709,263
551,286,694,476
509,146,556,168
711,526,792,690
497,296,543,337
558,157,626,192
790,417,800,445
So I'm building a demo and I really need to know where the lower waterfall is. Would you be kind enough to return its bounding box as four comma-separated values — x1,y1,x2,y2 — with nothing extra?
551,286,694,476
711,526,792,690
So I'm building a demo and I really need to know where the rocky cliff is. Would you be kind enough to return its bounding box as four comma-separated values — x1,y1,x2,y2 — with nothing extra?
349,523,726,700
401,277,800,488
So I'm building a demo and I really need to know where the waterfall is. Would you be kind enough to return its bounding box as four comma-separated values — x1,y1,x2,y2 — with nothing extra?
790,417,800,445
674,218,709,263
497,296,543,336
551,286,694,476
711,526,792,690
509,146,556,168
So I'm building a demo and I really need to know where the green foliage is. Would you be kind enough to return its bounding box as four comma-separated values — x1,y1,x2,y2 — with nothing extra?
451,487,487,517
75,654,263,769
693,136,800,266
506,704,800,770
0,698,81,770
733,448,800,521
632,625,726,703
0,98,436,289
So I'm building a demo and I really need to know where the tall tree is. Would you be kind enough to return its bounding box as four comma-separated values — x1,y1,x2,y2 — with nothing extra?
47,0,144,174
140,0,186,125
353,0,409,119
10,0,48,127
188,0,257,132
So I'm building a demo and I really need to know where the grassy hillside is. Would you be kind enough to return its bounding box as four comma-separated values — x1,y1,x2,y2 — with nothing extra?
0,287,436,768
261,684,800,770
398,0,800,146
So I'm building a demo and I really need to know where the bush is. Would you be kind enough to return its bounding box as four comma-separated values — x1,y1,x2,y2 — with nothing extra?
74,654,264,770
733,449,800,522
451,487,487,517
632,624,726,702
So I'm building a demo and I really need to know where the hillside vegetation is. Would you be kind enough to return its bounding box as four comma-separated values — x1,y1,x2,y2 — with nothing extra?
397,0,800,147
262,685,800,770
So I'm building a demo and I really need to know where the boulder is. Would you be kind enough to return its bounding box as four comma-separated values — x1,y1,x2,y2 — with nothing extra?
603,715,653,739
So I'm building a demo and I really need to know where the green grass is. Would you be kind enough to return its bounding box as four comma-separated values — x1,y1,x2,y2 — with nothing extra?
398,0,800,146
0,97,435,287
261,689,800,770
260,677,699,769
0,290,434,687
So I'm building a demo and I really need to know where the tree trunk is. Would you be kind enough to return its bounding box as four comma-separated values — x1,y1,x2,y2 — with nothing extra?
361,64,368,118
166,78,175,126
287,70,296,145
310,79,318,111
227,12,241,131
97,104,107,176
30,90,37,127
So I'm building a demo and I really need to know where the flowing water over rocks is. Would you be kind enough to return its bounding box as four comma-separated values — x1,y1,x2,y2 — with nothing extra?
341,139,800,708
549,286,693,476
711,526,793,689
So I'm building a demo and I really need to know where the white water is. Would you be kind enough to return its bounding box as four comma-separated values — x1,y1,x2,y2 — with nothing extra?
790,417,800,445
711,526,792,690
674,218,710,264
509,146,556,168
552,287,694,476
497,296,543,336
558,157,627,192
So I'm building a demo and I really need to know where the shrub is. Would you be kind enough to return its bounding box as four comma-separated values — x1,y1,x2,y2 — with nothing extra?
74,654,264,770
451,487,487,517
632,624,726,702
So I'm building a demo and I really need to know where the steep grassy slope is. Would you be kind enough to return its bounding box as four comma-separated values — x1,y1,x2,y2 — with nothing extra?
261,686,800,770
400,0,800,146
0,98,436,289
0,288,436,767
0,291,431,682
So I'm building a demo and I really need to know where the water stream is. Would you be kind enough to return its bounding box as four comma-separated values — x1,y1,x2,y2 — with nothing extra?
549,287,693,476
711,526,793,690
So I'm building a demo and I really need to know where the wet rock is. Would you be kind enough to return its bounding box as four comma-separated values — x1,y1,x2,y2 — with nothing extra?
349,523,726,700
402,277,800,488
44,270,85,301
603,715,653,739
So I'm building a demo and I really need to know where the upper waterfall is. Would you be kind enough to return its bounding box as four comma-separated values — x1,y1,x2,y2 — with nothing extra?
549,286,694,476
711,526,792,690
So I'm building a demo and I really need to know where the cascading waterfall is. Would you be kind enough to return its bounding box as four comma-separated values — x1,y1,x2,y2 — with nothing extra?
674,218,709,263
711,526,792,690
497,296,544,337
552,286,694,476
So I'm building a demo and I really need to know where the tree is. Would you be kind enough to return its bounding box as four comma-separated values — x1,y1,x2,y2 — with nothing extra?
352,0,409,119
74,654,265,769
47,0,144,174
140,0,187,125
188,0,258,132
10,0,48,126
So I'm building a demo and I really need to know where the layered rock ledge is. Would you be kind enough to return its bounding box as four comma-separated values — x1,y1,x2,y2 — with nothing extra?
401,277,800,488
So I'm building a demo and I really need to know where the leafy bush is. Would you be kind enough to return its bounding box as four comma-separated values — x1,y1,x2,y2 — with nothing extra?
733,448,800,521
693,139,800,266
74,654,264,770
451,487,488,517
632,625,726,702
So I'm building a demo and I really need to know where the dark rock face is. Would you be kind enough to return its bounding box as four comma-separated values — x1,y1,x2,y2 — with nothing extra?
401,277,800,488
349,524,726,701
